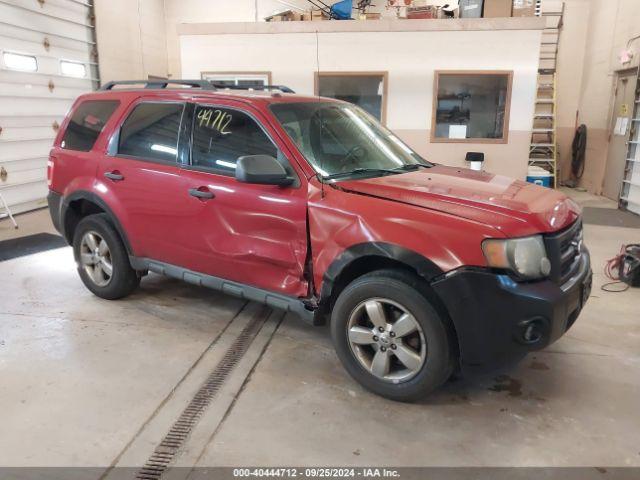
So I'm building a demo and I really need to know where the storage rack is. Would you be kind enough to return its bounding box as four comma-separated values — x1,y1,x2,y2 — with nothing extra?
528,2,564,188
619,70,640,215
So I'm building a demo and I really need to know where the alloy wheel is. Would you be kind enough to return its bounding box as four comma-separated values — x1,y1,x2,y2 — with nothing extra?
79,231,113,287
346,298,427,383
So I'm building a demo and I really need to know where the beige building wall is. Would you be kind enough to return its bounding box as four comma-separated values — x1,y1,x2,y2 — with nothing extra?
555,0,640,195
162,0,393,80
179,19,543,180
94,0,169,82
553,0,589,184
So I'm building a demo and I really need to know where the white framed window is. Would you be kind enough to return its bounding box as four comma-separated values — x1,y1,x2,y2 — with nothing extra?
3,51,38,72
60,60,87,78
201,72,271,89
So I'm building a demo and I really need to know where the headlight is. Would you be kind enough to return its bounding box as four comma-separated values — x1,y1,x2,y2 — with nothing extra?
482,235,551,280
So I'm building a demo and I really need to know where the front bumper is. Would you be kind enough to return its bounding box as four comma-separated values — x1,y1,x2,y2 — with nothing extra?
432,248,592,370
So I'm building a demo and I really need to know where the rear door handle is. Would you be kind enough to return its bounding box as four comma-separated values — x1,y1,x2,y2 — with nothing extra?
104,171,124,181
188,188,215,200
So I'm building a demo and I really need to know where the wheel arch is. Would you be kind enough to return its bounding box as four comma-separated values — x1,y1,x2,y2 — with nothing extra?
319,242,443,310
62,191,133,254
319,242,460,363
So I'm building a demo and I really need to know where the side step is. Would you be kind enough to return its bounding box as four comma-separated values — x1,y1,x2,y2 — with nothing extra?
130,256,319,325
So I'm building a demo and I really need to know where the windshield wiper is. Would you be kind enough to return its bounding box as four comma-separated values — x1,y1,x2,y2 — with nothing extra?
322,168,399,181
391,163,432,172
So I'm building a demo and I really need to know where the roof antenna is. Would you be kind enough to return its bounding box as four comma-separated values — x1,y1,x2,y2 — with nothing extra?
315,29,325,199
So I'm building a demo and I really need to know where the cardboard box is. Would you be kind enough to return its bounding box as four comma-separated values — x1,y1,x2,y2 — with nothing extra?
512,0,535,16
311,8,328,20
407,5,437,19
483,0,512,17
265,9,303,21
458,0,483,18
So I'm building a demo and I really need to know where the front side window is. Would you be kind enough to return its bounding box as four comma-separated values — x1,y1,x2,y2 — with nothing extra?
118,103,184,162
433,71,512,142
270,101,429,179
61,100,120,152
191,105,278,176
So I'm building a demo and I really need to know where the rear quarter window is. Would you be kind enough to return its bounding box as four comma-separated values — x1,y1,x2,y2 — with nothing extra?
61,100,120,152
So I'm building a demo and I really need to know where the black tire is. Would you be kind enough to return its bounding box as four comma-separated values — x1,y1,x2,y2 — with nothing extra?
331,269,454,402
72,213,140,300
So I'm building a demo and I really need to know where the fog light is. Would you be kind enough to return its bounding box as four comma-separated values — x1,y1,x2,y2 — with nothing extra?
517,318,547,345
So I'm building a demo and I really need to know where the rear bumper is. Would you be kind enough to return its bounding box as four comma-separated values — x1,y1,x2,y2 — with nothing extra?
432,248,592,371
47,190,64,236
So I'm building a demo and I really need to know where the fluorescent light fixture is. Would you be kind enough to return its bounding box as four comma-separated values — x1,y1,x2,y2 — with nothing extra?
3,52,37,72
60,60,86,78
150,144,177,155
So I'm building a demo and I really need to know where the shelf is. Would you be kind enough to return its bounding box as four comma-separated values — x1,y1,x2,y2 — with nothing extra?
532,128,554,133
623,180,640,188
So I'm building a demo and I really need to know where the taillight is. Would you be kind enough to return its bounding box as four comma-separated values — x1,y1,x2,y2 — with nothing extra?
47,156,55,187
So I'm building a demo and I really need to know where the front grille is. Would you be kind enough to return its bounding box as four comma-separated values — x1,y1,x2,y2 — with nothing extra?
544,219,583,285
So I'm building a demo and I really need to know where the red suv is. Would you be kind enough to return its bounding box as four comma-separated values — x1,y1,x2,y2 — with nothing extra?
48,80,592,401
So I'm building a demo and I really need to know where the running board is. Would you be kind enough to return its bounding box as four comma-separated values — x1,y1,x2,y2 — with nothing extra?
129,256,318,325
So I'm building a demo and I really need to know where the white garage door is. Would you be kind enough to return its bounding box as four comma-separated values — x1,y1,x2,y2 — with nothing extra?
0,0,98,215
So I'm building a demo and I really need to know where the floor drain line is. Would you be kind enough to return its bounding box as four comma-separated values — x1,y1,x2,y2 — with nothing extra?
136,307,270,480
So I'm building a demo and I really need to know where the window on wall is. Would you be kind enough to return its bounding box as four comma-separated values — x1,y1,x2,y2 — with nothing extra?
60,60,87,78
3,51,37,72
201,73,270,89
432,71,512,143
316,73,387,123
191,105,278,176
118,103,184,163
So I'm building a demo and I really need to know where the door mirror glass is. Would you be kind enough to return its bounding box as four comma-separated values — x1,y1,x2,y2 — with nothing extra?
235,155,293,186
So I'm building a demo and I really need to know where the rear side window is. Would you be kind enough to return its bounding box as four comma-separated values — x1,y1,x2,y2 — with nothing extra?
61,100,119,151
191,105,277,175
118,102,184,163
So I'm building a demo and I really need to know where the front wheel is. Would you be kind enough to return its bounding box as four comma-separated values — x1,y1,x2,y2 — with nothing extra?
331,270,454,402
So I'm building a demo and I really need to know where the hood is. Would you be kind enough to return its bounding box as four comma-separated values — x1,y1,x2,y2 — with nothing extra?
337,165,581,237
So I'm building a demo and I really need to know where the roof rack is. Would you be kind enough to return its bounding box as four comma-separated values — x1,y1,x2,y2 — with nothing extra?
100,80,296,94
100,80,215,90
209,83,295,94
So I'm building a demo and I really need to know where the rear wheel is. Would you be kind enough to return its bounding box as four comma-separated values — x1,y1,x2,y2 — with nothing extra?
331,270,454,402
73,214,139,299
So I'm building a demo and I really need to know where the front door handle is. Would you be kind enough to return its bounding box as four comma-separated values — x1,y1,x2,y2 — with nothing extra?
188,188,215,200
104,171,124,181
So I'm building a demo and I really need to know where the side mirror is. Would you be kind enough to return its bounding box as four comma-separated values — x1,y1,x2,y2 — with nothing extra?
235,155,294,186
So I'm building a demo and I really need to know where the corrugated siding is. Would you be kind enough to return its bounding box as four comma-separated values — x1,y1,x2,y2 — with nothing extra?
0,0,98,215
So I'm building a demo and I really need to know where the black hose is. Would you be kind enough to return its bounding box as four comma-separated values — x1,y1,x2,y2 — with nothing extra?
571,124,587,179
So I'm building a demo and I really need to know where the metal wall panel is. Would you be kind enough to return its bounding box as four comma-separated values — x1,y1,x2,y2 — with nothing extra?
0,0,98,215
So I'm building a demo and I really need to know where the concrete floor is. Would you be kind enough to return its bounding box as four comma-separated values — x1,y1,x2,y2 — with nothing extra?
0,189,639,471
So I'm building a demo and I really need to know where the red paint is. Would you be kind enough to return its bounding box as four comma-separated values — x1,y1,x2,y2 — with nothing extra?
50,89,582,300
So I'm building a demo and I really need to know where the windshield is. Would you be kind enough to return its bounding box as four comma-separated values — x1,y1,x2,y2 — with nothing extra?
270,101,431,180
